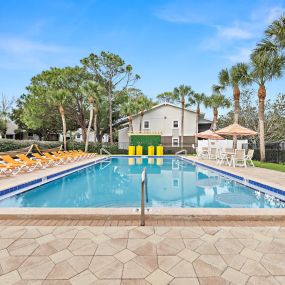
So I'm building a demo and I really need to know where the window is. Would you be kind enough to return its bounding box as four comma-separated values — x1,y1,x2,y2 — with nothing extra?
143,121,150,129
172,138,179,147
173,120,179,128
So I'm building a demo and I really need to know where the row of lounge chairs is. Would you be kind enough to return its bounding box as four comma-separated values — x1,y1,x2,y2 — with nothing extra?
0,150,96,176
197,148,254,168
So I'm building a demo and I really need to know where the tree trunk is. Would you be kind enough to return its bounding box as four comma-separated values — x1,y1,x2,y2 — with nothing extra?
59,106,67,151
258,85,266,161
181,97,185,149
108,92,113,143
129,114,133,132
233,85,240,148
212,107,218,131
85,100,94,152
195,104,200,146
93,108,98,143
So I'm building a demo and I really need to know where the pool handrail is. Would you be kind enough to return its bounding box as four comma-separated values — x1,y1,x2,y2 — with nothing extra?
141,167,146,226
175,149,187,155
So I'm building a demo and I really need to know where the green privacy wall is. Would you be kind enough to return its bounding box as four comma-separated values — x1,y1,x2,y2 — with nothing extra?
130,135,161,154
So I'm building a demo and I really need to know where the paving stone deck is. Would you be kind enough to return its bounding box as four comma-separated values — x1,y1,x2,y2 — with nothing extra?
1,224,285,284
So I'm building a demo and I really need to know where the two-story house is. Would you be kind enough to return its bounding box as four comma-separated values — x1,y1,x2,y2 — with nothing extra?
118,102,212,151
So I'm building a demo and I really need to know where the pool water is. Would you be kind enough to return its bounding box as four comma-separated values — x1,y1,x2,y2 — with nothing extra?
0,157,284,208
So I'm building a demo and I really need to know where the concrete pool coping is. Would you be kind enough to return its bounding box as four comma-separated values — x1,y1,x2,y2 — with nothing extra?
0,155,285,221
0,207,285,221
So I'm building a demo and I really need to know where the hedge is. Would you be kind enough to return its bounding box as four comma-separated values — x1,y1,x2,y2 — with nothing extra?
67,142,128,154
0,139,61,153
0,139,128,154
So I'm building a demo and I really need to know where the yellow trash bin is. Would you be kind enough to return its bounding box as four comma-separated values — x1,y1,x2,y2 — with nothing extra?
136,145,143,156
156,145,164,156
128,145,135,155
148,146,154,156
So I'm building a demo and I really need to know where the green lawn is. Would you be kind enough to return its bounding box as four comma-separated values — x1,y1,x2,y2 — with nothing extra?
253,161,285,172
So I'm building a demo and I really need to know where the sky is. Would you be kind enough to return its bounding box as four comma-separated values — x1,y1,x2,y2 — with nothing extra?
0,0,284,119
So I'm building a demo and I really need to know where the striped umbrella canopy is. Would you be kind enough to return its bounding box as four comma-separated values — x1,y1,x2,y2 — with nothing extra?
215,123,257,136
195,130,224,140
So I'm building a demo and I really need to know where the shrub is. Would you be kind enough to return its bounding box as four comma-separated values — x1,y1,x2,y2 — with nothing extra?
0,139,61,152
67,142,128,154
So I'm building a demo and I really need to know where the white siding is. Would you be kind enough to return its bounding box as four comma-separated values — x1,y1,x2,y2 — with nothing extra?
132,105,197,136
118,127,129,149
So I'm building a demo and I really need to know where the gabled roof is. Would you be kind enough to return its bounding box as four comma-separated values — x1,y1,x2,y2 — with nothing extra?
132,102,211,120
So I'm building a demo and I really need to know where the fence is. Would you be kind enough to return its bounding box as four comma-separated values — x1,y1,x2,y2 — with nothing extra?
243,143,285,163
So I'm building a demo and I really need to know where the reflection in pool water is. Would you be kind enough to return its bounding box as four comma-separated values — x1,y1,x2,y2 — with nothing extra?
0,157,284,208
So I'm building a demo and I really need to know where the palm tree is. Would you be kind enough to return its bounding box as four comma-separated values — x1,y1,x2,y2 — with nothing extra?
256,15,285,53
204,88,231,131
122,100,135,133
172,85,193,148
219,63,250,147
49,89,71,151
157,92,176,103
81,81,103,152
189,92,205,145
136,95,154,132
249,49,285,161
219,63,250,124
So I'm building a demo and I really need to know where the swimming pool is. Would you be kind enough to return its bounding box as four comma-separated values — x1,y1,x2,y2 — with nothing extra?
0,157,284,208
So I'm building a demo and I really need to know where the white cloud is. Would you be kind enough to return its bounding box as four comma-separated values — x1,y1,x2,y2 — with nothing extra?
225,47,252,63
266,6,285,24
0,37,65,54
154,1,208,24
217,26,252,40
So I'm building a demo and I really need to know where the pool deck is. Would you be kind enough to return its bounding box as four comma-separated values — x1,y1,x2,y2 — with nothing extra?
187,156,285,192
1,223,285,284
0,155,107,192
1,156,285,283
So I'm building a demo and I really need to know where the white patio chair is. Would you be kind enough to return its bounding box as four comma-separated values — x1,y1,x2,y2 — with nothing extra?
198,147,209,160
245,149,255,167
231,149,247,168
217,151,230,166
209,148,217,160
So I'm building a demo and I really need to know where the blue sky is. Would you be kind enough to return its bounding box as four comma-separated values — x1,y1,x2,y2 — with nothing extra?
0,0,284,118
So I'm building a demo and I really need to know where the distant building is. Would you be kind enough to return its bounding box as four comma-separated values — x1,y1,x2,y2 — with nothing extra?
0,120,40,140
118,102,212,150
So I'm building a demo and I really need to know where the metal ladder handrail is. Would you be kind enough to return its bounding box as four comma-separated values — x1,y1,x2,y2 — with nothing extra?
100,148,111,155
140,167,147,226
175,149,187,155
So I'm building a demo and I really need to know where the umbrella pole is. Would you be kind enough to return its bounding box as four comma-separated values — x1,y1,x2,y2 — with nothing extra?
233,135,237,149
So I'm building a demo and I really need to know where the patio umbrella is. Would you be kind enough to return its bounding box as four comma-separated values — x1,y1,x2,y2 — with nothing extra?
215,123,257,136
195,130,224,140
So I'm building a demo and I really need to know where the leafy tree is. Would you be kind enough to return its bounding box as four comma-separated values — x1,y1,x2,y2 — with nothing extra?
80,51,140,143
81,81,104,151
248,49,285,161
48,89,71,150
136,94,155,132
0,94,14,137
189,92,206,145
157,92,176,103
204,87,231,131
218,89,285,144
